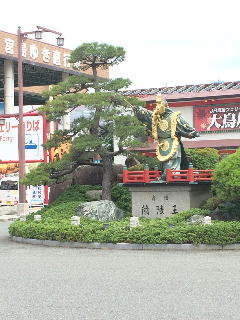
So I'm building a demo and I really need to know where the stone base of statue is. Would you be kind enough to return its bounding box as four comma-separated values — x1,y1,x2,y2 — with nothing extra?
127,183,211,218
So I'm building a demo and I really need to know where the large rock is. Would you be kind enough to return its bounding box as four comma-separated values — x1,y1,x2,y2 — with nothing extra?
187,215,205,225
76,200,124,222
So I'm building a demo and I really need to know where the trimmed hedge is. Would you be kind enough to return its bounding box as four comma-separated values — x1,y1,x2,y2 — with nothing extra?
212,149,240,202
9,207,240,245
9,184,240,245
185,148,220,170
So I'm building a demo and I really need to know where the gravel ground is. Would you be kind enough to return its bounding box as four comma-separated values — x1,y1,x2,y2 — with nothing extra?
1,221,240,320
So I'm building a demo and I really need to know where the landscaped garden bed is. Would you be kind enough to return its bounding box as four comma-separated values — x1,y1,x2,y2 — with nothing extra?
8,185,240,246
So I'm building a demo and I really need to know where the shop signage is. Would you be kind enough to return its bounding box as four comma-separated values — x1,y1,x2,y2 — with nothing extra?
1,30,71,69
193,105,240,132
0,30,108,78
0,115,44,161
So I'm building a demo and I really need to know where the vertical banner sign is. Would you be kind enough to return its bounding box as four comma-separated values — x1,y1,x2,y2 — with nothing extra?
194,105,240,132
28,185,44,205
0,115,44,161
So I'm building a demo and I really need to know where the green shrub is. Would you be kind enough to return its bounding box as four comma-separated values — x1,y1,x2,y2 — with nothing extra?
209,202,240,222
25,184,131,223
134,154,162,169
185,148,220,170
128,164,144,171
111,184,132,216
11,207,240,245
212,149,240,202
9,183,240,245
26,184,102,222
201,197,223,210
9,216,240,245
52,184,102,205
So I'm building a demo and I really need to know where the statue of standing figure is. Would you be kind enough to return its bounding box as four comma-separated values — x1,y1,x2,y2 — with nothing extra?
134,94,200,180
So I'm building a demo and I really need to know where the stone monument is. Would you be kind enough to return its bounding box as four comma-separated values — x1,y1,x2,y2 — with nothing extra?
127,94,211,218
128,183,211,218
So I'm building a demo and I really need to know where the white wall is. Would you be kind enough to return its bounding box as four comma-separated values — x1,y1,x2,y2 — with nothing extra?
172,105,193,126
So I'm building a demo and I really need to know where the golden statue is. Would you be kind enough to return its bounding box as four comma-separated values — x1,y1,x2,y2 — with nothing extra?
134,94,199,179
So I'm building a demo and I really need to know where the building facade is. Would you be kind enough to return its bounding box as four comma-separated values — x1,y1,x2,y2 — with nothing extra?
0,29,108,114
0,29,109,205
123,81,240,155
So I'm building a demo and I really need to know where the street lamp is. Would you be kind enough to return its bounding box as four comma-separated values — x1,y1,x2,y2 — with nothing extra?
34,30,42,40
17,26,64,206
57,37,64,47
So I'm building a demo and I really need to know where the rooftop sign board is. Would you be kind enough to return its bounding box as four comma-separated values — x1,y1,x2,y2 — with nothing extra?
0,30,108,78
193,105,240,132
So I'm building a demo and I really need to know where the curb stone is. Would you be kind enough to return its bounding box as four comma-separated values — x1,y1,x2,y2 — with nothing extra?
27,239,43,245
115,243,143,250
42,240,61,247
222,244,240,250
0,215,20,222
9,237,240,250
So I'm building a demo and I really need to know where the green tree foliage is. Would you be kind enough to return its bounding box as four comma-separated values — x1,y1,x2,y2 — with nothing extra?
23,42,146,200
111,185,132,216
212,149,240,202
134,154,162,169
185,148,220,170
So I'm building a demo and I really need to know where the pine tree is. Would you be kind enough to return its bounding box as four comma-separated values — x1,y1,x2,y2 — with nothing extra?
22,43,146,200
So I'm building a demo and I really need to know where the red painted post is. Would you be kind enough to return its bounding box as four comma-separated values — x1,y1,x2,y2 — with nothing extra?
187,163,195,183
144,165,150,183
44,185,49,205
166,168,171,182
123,166,128,183
154,165,159,180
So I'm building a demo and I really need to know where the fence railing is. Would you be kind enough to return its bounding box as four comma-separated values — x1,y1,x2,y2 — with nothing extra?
123,166,214,184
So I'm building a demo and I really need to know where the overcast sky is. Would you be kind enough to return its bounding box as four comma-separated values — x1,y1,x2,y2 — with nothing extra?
1,0,240,89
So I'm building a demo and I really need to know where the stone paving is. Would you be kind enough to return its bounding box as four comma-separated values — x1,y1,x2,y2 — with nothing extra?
0,205,41,221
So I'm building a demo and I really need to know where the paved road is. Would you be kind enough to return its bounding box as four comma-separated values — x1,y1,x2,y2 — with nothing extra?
0,206,40,222
1,221,240,320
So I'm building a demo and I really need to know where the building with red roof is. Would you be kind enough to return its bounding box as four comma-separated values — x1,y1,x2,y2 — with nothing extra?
122,81,240,155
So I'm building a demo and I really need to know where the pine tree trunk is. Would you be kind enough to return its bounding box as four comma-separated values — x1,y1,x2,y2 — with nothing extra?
92,65,98,89
101,154,113,200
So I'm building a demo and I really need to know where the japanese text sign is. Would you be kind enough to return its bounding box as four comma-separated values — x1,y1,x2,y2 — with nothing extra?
1,31,71,69
0,115,44,161
0,30,108,79
193,105,240,132
29,185,44,204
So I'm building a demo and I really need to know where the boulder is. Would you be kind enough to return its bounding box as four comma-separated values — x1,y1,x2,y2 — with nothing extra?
76,200,124,222
187,215,205,225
